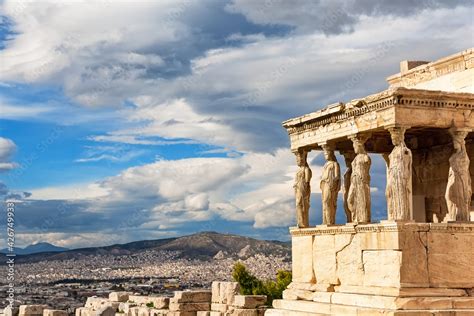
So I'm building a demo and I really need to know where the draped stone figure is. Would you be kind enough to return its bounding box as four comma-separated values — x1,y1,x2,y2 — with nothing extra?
386,127,413,221
294,149,312,227
445,128,472,222
348,135,371,223
320,145,341,225
341,151,356,223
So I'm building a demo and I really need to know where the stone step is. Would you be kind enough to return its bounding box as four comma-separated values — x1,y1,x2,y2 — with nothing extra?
265,309,328,316
329,292,474,310
270,299,474,315
272,300,333,315
267,307,474,315
334,285,468,297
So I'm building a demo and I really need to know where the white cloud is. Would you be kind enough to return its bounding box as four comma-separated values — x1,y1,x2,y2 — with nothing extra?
28,183,109,200
115,98,244,150
75,149,147,163
0,137,15,160
8,148,389,247
82,6,473,152
0,100,54,119
23,148,313,234
0,137,18,171
0,162,17,170
5,230,176,249
1,1,472,152
0,1,198,105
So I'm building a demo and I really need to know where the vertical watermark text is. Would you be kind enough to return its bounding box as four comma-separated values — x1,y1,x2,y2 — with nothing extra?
6,201,16,307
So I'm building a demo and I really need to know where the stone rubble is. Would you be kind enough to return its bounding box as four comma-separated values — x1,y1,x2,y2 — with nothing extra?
19,305,49,316
5,282,268,316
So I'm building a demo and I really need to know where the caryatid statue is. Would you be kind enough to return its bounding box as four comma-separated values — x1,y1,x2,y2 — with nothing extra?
320,144,341,225
445,128,472,222
386,127,413,221
294,149,312,228
347,135,371,223
340,150,356,223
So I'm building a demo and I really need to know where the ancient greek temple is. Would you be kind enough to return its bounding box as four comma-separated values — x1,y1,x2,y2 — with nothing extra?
267,49,474,315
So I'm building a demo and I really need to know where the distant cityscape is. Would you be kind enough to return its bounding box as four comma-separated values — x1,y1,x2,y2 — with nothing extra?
0,233,291,312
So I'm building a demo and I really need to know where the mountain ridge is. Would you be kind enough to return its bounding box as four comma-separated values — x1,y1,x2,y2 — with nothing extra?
0,242,69,255
0,231,290,264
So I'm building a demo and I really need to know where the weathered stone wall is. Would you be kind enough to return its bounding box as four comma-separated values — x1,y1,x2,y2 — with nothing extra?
278,223,474,314
291,223,474,292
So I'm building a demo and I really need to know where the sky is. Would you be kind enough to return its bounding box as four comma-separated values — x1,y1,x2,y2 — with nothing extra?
0,0,472,249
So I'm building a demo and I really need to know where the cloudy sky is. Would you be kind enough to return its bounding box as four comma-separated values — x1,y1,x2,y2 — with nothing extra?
0,0,472,248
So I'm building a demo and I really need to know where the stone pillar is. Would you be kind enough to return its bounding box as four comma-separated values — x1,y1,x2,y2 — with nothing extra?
294,148,312,228
340,150,356,223
320,144,341,225
445,127,472,222
385,126,413,221
347,134,371,223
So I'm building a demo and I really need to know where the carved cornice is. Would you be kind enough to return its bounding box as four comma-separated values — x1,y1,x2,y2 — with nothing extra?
284,95,396,135
290,222,474,236
283,88,474,136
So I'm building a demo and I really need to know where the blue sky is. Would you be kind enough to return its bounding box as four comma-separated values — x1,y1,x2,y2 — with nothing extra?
0,0,472,248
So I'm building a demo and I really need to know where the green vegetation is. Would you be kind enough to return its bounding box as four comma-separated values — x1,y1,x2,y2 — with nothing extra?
232,262,292,305
117,310,125,314
146,302,154,308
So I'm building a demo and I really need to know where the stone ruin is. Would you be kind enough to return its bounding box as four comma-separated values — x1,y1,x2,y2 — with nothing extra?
268,49,474,315
1,282,267,316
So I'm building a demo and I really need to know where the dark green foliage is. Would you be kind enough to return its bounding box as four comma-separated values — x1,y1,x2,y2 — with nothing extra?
232,262,292,305
232,262,262,295
146,302,154,308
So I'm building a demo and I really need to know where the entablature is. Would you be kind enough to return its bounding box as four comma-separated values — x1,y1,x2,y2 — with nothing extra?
283,87,474,152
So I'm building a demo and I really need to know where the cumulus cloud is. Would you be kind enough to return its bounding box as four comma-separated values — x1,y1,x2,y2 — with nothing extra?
1,1,472,153
0,0,278,106
84,6,472,152
11,149,310,247
0,137,18,171
10,149,390,247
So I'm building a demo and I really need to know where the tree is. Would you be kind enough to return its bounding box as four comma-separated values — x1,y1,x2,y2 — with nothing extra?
232,262,292,305
232,262,262,295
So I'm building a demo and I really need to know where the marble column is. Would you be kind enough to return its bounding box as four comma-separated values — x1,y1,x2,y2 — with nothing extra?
294,149,312,228
386,126,413,221
347,134,371,223
320,144,341,225
445,127,472,222
340,150,356,223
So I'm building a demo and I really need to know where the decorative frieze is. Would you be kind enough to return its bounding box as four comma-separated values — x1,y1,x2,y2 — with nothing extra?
290,222,474,237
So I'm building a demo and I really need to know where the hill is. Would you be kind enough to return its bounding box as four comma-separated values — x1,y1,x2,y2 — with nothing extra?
1,231,290,264
0,242,69,255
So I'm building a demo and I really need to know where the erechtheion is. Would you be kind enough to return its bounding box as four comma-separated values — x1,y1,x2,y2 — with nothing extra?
267,49,474,315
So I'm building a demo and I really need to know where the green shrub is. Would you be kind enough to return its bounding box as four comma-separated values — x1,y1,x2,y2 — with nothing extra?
232,262,292,305
146,302,154,308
